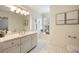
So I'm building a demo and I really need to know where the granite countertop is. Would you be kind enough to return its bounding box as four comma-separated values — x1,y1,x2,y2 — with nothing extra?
0,32,37,42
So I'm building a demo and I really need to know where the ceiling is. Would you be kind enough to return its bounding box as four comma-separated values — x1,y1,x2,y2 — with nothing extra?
0,5,50,15
23,5,49,14
0,5,10,12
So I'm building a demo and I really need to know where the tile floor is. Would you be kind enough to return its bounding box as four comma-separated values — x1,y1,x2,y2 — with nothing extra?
30,38,48,53
30,33,69,53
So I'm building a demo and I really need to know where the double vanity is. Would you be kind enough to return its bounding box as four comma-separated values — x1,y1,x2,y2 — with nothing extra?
0,5,38,53
0,32,37,53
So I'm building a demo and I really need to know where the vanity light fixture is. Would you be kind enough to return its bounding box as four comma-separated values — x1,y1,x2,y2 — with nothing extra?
5,5,30,16
20,10,24,15
24,13,27,16
23,10,27,16
26,12,30,15
16,8,21,13
10,8,16,12
5,5,16,12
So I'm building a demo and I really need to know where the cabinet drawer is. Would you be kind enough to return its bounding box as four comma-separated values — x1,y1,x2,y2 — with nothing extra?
31,34,37,48
0,43,2,53
2,45,20,53
2,38,20,50
31,34,37,39
21,36,30,43
20,38,31,53
0,47,3,53
0,43,2,48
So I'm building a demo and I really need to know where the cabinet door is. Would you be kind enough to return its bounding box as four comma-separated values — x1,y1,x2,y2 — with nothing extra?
2,38,20,50
2,38,20,53
31,34,37,48
20,36,31,53
0,43,2,53
2,45,20,53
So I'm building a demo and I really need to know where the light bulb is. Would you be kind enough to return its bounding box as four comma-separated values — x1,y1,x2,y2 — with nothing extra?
10,8,15,12
16,8,21,13
24,12,30,16
22,10,27,16
20,10,26,15
22,10,26,13
10,6,16,12
24,13,27,16
5,5,30,16
26,12,30,15
20,10,24,15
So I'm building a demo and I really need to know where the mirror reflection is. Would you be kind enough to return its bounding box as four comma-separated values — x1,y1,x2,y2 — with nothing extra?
0,5,30,37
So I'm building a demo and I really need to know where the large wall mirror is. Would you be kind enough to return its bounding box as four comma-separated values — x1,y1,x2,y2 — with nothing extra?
0,17,8,30
0,5,30,37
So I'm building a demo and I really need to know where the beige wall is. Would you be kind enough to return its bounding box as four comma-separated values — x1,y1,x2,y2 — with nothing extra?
0,11,26,32
50,5,79,50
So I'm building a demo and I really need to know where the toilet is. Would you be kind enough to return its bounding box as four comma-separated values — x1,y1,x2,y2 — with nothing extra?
67,45,79,53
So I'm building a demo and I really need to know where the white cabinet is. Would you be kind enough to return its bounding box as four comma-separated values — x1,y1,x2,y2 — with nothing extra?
20,34,37,53
20,36,31,53
0,33,37,53
2,38,20,49
0,43,2,53
31,34,37,48
2,45,20,53
2,38,20,53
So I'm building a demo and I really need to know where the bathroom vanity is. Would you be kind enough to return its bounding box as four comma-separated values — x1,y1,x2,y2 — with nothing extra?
0,32,37,53
0,5,38,53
